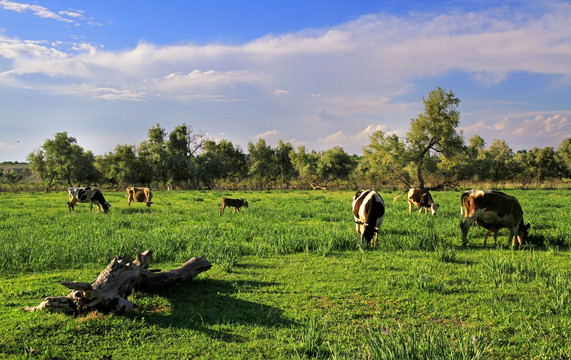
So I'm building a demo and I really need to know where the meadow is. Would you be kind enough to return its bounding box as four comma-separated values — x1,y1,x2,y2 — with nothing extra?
0,189,570,359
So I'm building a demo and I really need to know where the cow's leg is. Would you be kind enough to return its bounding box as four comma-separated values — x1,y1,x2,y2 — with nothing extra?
371,232,378,247
219,205,225,216
483,231,489,247
127,198,131,207
408,201,413,214
460,216,476,246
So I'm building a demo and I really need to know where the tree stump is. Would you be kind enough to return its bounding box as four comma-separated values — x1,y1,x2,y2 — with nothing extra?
25,250,211,315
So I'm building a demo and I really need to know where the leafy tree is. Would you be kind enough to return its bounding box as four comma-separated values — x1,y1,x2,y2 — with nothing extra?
95,144,140,187
27,132,99,190
359,130,412,187
407,87,463,188
556,137,571,176
144,124,170,187
290,146,354,189
460,135,492,181
196,139,247,188
316,146,355,188
167,125,196,188
275,140,297,185
2,168,25,187
247,139,279,186
530,147,561,181
290,146,320,188
486,139,514,181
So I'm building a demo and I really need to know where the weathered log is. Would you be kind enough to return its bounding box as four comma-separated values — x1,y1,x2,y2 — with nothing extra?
25,250,211,315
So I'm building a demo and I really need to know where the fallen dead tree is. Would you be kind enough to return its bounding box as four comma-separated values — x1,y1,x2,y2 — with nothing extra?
25,250,212,315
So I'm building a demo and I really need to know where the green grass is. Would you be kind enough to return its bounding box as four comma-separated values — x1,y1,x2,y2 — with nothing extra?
0,189,570,358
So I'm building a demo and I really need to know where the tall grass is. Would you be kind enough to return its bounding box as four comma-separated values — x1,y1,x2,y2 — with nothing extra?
366,323,490,359
0,189,569,273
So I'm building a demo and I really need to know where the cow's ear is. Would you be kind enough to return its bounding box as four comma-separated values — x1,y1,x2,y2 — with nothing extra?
525,223,530,230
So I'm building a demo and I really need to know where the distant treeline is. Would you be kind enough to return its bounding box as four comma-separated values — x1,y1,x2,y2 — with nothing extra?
7,88,571,192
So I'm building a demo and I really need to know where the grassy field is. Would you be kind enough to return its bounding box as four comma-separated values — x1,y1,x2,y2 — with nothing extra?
0,189,570,359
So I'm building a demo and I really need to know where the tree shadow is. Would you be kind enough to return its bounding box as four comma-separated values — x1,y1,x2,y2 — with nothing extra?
129,278,294,342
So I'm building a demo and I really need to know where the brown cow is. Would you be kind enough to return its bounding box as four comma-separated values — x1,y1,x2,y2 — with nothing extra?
352,190,385,246
126,187,153,207
460,190,530,248
393,188,439,215
219,198,248,216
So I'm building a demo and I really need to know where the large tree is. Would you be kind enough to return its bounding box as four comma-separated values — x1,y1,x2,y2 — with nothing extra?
407,87,463,188
27,132,100,190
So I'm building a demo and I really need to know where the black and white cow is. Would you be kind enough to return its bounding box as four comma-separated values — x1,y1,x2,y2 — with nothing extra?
67,186,111,213
393,188,439,215
460,189,530,247
352,190,385,246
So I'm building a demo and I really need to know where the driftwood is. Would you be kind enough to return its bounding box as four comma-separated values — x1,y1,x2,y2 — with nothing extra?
25,250,211,315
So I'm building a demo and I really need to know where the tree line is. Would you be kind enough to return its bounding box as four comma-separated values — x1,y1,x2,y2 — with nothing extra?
24,87,571,191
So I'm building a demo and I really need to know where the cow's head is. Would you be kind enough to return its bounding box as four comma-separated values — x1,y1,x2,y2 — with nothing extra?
145,201,153,207
430,203,439,215
243,200,249,208
102,202,111,213
518,222,531,243
361,223,377,245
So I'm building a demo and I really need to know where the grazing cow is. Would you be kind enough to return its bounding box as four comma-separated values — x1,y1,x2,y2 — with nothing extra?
219,198,248,216
126,187,153,207
67,186,111,213
352,190,385,246
460,190,530,248
393,188,439,215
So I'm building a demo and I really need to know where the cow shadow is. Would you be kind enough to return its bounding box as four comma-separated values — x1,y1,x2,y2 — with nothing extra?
128,278,294,342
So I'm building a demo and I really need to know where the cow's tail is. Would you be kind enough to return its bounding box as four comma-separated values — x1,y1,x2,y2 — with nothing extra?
393,190,408,203
459,192,469,218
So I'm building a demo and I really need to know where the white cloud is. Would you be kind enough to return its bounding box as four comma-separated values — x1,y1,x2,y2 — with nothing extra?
273,89,290,96
254,129,281,139
319,130,346,143
1,3,569,101
514,114,569,137
0,0,77,23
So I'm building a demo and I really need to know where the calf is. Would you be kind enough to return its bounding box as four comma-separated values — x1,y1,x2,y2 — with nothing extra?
460,190,530,247
219,198,248,216
126,187,153,207
67,186,111,213
352,190,385,246
393,188,439,215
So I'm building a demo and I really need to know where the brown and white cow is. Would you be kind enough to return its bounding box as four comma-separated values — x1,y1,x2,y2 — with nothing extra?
352,190,385,246
460,189,530,248
126,187,153,207
219,198,248,216
67,186,111,213
393,188,439,215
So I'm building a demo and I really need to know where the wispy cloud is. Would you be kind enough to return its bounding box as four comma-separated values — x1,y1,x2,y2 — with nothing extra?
0,0,84,24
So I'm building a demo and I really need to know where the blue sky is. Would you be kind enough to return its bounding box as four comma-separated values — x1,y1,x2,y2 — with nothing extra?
0,0,570,162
